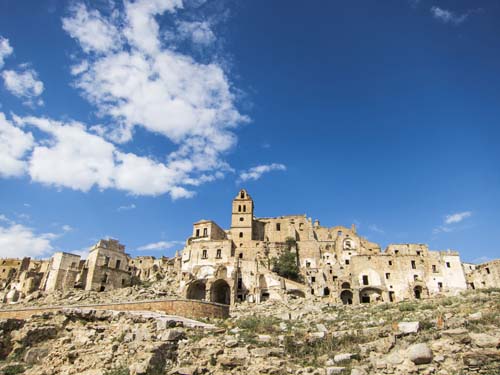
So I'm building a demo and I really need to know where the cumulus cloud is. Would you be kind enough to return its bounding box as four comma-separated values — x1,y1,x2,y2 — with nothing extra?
431,6,469,25
0,220,57,258
0,113,34,177
63,0,247,193
137,240,183,251
238,163,286,182
445,211,472,225
62,3,121,53
2,67,44,105
0,36,13,69
177,21,216,45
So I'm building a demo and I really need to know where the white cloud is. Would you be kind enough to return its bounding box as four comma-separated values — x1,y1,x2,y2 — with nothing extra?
177,21,215,45
0,112,34,177
117,203,136,211
2,67,44,105
62,3,121,54
431,6,468,25
238,163,286,182
445,211,472,225
0,221,56,258
62,224,73,232
0,36,13,69
137,240,183,251
63,0,247,194
433,211,472,234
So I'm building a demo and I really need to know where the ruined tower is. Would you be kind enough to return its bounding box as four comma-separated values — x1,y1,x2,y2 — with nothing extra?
230,189,254,243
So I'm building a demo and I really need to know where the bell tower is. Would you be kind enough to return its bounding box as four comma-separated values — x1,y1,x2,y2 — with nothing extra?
230,189,254,242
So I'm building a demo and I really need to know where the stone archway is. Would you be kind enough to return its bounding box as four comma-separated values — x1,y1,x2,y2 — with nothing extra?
359,287,383,304
210,279,231,305
186,280,206,301
414,286,422,299
340,290,353,305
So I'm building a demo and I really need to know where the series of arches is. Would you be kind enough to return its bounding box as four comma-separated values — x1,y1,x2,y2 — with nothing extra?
186,279,231,305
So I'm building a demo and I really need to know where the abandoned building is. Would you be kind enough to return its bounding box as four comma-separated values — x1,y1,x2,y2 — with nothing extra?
1,189,499,305
180,189,500,305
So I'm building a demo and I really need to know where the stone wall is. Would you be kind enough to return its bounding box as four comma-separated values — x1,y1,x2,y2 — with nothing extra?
0,298,229,320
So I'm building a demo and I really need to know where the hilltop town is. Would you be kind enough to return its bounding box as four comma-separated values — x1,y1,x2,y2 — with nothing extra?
1,189,499,306
0,190,499,375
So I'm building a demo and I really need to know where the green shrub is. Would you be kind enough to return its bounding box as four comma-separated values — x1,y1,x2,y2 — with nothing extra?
272,250,301,281
104,367,130,375
3,365,25,375
398,302,417,312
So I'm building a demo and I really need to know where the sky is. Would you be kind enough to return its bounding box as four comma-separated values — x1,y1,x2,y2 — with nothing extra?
0,0,499,263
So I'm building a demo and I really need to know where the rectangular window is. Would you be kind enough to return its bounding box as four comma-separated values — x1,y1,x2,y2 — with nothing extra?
237,278,242,289
385,273,390,280
216,249,222,259
414,274,418,281
276,223,281,231
202,250,207,259
486,267,490,274
432,265,437,273
438,282,443,291
196,229,200,237
333,276,337,282
104,256,110,267
388,260,393,266
362,275,369,285
115,259,121,269
311,277,316,283
345,259,350,265
203,228,208,236
411,260,416,269
417,251,421,256
446,262,451,268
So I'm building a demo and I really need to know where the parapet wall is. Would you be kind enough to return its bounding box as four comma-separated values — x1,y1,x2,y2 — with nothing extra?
0,298,229,320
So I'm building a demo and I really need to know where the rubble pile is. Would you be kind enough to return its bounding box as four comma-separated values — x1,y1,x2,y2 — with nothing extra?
0,289,499,375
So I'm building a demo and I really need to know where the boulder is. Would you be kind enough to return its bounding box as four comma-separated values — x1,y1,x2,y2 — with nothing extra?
407,343,433,365
397,321,419,335
23,347,49,364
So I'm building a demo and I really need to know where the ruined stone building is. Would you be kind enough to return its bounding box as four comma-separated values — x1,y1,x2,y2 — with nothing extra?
1,189,499,306
180,189,500,305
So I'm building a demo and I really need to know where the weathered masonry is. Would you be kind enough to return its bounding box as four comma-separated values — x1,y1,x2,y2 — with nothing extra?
180,189,500,305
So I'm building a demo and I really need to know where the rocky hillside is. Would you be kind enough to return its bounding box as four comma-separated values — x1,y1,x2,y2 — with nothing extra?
0,289,499,375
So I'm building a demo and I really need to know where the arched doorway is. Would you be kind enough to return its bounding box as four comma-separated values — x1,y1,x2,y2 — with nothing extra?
359,287,383,304
340,290,353,305
323,287,330,296
341,282,351,289
210,279,231,305
414,286,422,299
186,280,206,300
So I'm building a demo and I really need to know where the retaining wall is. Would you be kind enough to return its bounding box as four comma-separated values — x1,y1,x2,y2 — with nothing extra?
0,298,229,320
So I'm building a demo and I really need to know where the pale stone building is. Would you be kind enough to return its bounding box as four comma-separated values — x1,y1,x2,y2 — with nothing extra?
42,252,83,292
180,189,489,305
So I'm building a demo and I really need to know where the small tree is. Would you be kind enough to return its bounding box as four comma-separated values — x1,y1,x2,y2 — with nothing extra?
272,248,301,281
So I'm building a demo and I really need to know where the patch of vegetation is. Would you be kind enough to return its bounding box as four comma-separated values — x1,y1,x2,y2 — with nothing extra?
398,302,417,312
235,316,280,334
3,365,25,375
419,319,434,330
271,239,301,282
467,312,500,332
103,366,130,375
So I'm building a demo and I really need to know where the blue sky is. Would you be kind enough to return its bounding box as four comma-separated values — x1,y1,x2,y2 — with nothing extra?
0,0,498,263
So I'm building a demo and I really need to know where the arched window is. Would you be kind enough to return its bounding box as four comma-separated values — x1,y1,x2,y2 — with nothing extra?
203,228,208,236
202,249,208,259
216,249,222,259
239,253,243,259
243,205,246,212
238,205,241,212
239,232,243,238
240,191,245,199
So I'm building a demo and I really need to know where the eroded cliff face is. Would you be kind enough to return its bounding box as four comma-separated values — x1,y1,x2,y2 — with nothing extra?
0,288,499,375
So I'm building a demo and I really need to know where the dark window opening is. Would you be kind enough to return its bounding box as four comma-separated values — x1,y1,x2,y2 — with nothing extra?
438,282,443,291
115,259,121,269
203,228,208,236
361,295,370,303
432,265,437,273
239,217,244,221
311,289,314,295
239,232,243,238
385,273,390,280
414,274,418,281
238,205,241,212
239,253,243,259
389,291,395,302
324,287,330,296
202,250,207,259
104,256,110,267
231,248,235,257
276,223,281,231
102,274,108,283
237,278,243,289
389,260,393,266
362,275,369,285
196,229,200,237
486,267,490,274
446,262,451,268
243,205,246,212
417,251,421,256
121,279,126,286
240,191,245,199
311,276,316,283
470,282,475,290
345,259,350,265
411,260,416,269
99,286,106,292
333,276,338,282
